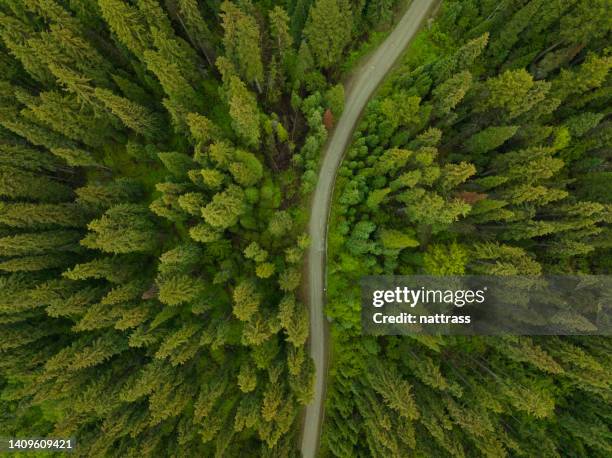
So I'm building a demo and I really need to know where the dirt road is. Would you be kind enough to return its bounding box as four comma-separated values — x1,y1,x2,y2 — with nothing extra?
300,1,438,456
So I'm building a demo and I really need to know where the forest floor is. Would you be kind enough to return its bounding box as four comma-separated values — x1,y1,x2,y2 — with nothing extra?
300,0,440,456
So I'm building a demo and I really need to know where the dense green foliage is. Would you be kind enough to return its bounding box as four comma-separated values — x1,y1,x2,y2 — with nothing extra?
0,0,404,456
1,0,610,456
324,1,611,456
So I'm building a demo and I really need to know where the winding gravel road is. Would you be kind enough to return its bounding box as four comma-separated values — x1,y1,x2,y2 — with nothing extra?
300,1,438,456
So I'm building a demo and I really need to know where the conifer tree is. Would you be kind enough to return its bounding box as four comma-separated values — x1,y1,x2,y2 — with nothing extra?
232,279,260,321
94,88,161,139
303,0,352,69
80,204,158,254
220,1,264,90
0,166,73,202
227,76,261,148
98,0,152,56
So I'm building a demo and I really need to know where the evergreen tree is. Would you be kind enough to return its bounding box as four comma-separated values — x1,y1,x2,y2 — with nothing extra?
227,76,261,148
220,1,264,90
303,0,352,69
0,166,72,202
80,204,159,253
94,88,161,139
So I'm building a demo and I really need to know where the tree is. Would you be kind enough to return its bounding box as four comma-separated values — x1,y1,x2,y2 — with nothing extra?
278,267,301,292
237,362,257,393
476,69,549,119
0,166,72,203
397,189,471,234
24,91,113,148
228,150,263,186
379,229,419,250
157,274,204,306
0,144,63,174
201,185,246,229
244,242,268,262
423,243,468,275
278,294,309,346
176,0,216,65
94,88,161,139
255,262,275,279
464,126,518,155
76,179,143,210
0,230,81,257
227,76,261,148
303,0,352,69
560,0,612,45
143,49,203,116
470,242,542,275
431,33,488,83
485,0,542,68
379,93,423,130
268,211,293,237
81,204,158,253
551,54,612,101
269,6,293,62
220,1,264,89
186,113,221,145
158,151,196,178
431,71,472,117
98,0,151,55
198,169,224,190
63,256,139,283
0,202,87,228
232,279,260,321
51,148,100,168
366,361,419,420
438,162,476,193
177,192,206,217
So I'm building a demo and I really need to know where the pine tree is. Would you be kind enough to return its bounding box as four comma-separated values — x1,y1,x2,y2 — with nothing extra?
464,126,519,155
176,0,216,65
475,69,550,119
0,144,64,173
228,150,263,186
186,113,221,145
80,204,159,253
551,54,612,102
232,279,260,321
51,148,101,168
0,166,73,203
0,202,88,228
379,229,419,250
157,274,204,306
431,33,489,84
431,71,472,118
268,211,293,238
94,88,161,139
75,178,143,210
158,151,196,178
303,0,352,69
237,362,257,393
0,230,82,257
227,76,261,148
98,0,152,56
220,1,264,89
201,185,246,229
269,6,293,62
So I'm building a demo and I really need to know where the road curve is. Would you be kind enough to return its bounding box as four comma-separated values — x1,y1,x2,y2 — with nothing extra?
301,1,438,456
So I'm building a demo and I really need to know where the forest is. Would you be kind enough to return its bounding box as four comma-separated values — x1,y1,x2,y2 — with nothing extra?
0,0,610,457
324,0,611,457
0,0,405,456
